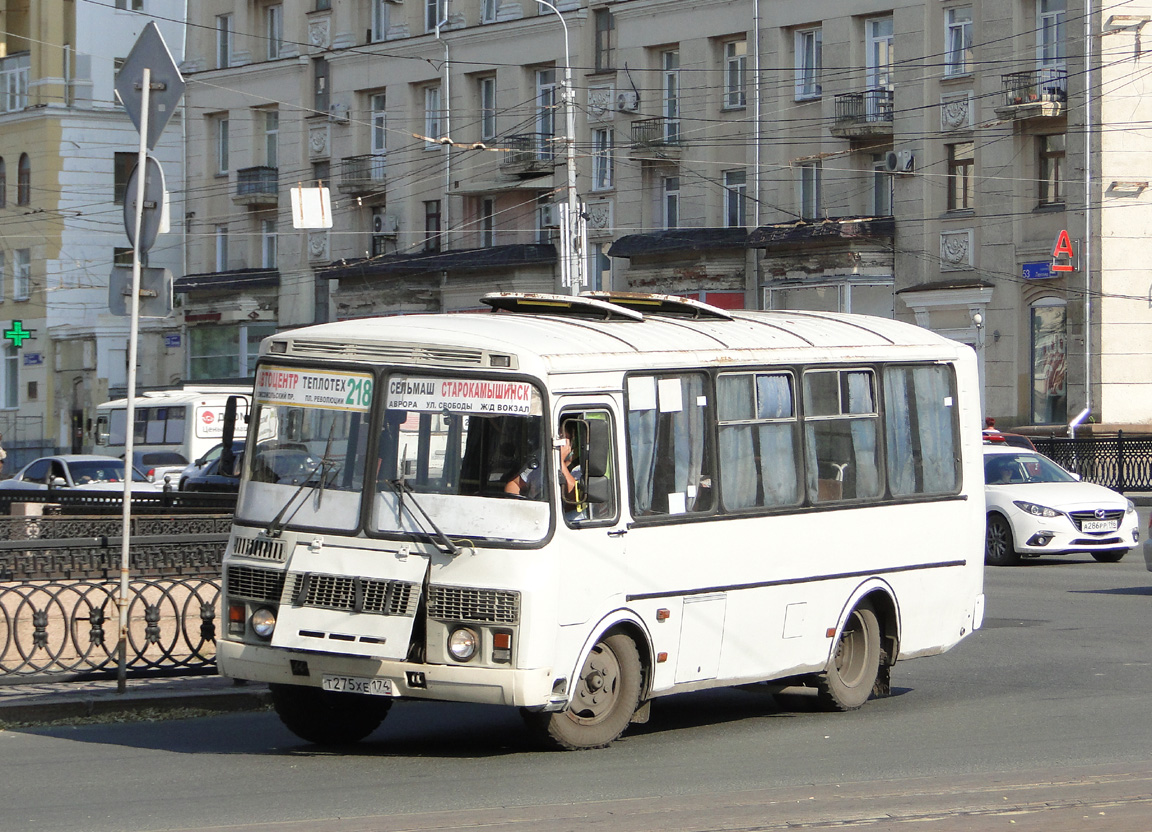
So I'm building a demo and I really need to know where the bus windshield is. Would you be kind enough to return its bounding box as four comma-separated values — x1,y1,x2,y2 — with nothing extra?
371,374,549,543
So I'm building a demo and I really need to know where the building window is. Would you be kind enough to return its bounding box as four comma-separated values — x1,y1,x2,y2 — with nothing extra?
947,141,974,211
536,69,557,157
872,154,894,216
482,0,498,24
425,0,447,33
14,249,30,301
480,198,495,247
594,8,615,72
663,176,679,229
0,251,4,301
312,160,330,187
0,157,5,208
1039,134,1065,205
800,163,821,220
1031,300,1067,425
371,0,389,41
16,153,30,206
113,152,135,205
945,7,973,76
313,58,330,113
370,92,387,153
795,29,822,100
479,76,497,141
189,323,275,380
115,0,145,9
662,50,680,143
215,225,229,272
724,169,747,228
866,17,894,91
264,110,279,168
2,345,17,408
1039,0,1066,65
587,243,610,292
262,219,277,268
424,85,443,146
424,200,441,251
216,15,232,69
266,4,283,59
316,0,330,9
724,40,747,108
592,128,613,190
215,117,229,175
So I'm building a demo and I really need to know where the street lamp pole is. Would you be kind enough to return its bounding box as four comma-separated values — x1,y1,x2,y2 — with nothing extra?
537,0,584,295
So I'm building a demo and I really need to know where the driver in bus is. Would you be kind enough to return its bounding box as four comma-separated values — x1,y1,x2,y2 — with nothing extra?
505,421,578,503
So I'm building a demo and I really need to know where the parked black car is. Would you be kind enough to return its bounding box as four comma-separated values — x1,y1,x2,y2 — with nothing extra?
179,442,244,492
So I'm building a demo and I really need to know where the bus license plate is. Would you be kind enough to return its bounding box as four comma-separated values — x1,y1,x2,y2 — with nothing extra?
321,675,393,696
1082,519,1118,532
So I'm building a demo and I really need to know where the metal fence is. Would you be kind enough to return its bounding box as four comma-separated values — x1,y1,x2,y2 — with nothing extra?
1031,431,1152,492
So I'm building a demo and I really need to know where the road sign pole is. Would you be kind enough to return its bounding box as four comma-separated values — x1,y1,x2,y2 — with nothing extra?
118,67,151,694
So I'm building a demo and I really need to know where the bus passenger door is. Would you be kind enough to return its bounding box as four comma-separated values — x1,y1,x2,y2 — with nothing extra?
555,402,627,627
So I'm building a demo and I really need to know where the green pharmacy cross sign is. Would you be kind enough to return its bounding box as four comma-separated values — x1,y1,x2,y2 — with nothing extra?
4,321,34,348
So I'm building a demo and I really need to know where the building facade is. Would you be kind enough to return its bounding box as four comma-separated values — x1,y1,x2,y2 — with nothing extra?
0,0,185,465
177,0,1152,431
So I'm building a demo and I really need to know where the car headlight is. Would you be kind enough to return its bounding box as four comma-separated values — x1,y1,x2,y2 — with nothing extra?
1126,499,1136,514
447,627,479,662
1013,500,1060,518
250,607,277,639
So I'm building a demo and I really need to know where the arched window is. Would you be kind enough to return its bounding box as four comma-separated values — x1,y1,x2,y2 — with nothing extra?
17,153,31,206
0,157,6,208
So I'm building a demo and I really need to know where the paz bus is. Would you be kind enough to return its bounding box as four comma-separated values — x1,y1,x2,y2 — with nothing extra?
218,292,985,750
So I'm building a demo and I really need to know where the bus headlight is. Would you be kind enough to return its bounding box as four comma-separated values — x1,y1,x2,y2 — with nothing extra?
251,607,277,639
447,627,479,662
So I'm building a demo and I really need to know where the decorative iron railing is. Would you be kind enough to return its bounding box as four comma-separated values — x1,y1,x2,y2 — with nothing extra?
339,154,387,193
1032,431,1152,492
236,165,279,199
833,88,894,126
498,133,557,170
630,117,682,148
1001,66,1067,108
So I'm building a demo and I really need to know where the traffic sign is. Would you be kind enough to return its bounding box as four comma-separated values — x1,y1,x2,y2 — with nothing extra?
114,22,185,151
123,155,167,254
109,267,173,318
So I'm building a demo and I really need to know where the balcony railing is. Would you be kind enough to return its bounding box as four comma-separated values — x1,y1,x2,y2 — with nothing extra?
831,89,894,137
1000,66,1067,111
499,133,558,175
234,166,279,206
1,52,30,114
338,154,387,195
630,117,682,150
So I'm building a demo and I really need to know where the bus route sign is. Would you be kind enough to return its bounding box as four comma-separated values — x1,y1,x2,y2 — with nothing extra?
255,367,374,411
387,376,538,415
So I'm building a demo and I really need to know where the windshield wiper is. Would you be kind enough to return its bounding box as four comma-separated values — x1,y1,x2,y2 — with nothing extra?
381,478,460,556
265,455,333,537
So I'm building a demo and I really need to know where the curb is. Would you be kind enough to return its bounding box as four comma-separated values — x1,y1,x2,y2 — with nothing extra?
0,685,272,725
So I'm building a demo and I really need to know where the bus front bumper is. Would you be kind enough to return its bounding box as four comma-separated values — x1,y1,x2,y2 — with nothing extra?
217,639,558,708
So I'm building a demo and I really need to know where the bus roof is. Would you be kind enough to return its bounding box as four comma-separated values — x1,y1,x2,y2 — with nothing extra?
98,386,252,409
261,293,970,377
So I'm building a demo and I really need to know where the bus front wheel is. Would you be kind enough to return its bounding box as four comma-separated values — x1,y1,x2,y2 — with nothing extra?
270,683,391,746
524,633,643,750
816,603,881,712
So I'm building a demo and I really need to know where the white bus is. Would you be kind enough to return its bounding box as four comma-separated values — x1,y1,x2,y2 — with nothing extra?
95,386,251,477
218,293,986,750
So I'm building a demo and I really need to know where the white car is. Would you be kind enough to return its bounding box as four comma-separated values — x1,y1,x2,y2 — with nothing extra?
0,454,161,493
984,445,1139,566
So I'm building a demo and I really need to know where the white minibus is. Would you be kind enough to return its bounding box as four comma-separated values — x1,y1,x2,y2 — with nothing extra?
218,293,986,749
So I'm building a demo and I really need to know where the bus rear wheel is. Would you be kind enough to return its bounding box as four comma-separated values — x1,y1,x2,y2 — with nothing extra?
816,603,881,712
270,683,391,745
524,633,643,750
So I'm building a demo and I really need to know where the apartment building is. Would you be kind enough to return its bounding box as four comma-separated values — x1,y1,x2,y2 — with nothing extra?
0,1,185,462
181,0,1152,430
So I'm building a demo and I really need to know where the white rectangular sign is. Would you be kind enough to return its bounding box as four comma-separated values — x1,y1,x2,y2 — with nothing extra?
255,366,374,411
386,376,538,415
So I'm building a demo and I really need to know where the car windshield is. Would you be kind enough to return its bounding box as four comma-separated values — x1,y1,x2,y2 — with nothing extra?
235,366,374,532
370,374,549,543
71,460,146,483
984,452,1075,485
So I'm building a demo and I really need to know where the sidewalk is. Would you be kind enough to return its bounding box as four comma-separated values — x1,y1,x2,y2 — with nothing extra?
0,673,271,725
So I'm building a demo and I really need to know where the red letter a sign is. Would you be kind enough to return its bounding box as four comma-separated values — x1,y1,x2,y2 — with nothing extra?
1051,230,1075,272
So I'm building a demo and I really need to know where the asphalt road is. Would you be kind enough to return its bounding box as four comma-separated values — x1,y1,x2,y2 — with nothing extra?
3,527,1151,832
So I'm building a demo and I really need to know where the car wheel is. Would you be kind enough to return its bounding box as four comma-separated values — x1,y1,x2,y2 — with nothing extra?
985,514,1021,566
1091,549,1126,563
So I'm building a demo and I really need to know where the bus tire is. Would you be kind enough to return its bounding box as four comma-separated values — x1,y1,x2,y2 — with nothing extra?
270,683,391,746
1092,549,1127,563
816,603,881,712
524,633,643,750
985,514,1021,566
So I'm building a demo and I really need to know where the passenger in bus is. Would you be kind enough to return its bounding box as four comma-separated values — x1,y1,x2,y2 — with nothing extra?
505,421,578,503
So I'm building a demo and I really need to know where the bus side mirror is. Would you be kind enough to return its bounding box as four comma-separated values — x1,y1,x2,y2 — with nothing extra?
221,396,240,476
585,419,611,478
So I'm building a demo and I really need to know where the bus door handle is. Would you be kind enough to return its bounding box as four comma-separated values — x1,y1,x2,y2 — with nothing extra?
607,528,629,538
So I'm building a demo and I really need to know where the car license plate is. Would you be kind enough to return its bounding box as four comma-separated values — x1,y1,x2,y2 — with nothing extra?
321,675,393,696
1082,519,1118,532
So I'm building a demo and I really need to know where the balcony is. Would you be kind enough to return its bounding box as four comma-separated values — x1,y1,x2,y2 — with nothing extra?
1,52,29,114
338,154,387,196
996,67,1067,119
830,89,894,138
234,166,278,207
499,133,558,177
629,117,683,155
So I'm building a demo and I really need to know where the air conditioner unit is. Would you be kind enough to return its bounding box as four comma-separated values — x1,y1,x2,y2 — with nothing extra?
328,103,350,124
896,150,915,172
372,211,399,236
538,203,559,228
616,91,640,112
883,151,900,173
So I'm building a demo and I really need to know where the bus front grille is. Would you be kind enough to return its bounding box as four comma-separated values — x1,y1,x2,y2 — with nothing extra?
427,586,520,624
289,573,419,617
231,536,286,562
226,565,286,603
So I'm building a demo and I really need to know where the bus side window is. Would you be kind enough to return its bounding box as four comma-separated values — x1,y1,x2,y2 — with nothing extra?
565,411,617,525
